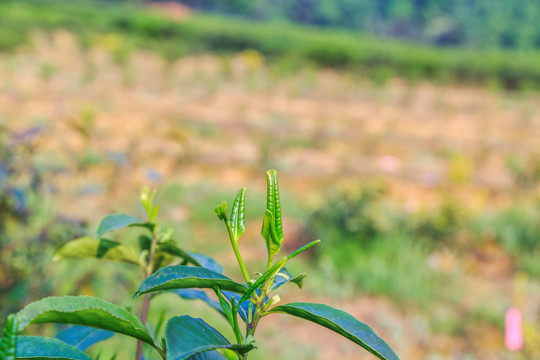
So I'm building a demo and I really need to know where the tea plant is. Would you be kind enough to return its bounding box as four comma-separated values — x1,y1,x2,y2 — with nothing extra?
0,170,398,360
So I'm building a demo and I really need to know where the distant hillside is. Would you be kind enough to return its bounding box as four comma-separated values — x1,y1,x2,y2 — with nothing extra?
2,0,540,91
170,0,540,50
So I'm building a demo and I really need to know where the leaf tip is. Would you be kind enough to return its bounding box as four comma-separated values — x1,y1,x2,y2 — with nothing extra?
214,201,228,221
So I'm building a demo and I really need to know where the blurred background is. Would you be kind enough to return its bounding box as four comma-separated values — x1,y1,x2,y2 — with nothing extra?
1,0,540,359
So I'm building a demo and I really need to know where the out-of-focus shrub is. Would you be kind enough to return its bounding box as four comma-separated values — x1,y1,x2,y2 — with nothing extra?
301,181,471,305
413,197,471,248
476,202,540,255
0,125,85,319
506,154,540,190
304,181,406,249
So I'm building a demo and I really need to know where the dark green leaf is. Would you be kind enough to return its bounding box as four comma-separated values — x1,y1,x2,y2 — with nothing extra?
229,188,246,241
16,296,155,347
0,314,18,360
265,169,283,242
213,289,233,324
53,237,141,266
158,243,201,266
165,316,254,360
56,325,114,351
269,303,399,360
95,214,143,239
134,265,247,298
188,252,224,274
138,235,152,252
186,351,227,360
172,289,225,318
17,336,91,360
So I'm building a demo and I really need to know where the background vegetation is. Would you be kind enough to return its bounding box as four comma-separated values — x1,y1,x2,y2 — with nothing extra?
178,0,540,50
3,1,540,90
2,0,540,358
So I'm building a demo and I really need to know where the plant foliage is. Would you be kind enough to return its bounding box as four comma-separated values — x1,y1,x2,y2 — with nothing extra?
1,170,398,359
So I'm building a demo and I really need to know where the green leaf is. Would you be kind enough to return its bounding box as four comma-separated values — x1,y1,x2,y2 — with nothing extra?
0,314,18,360
173,289,227,321
55,325,114,351
157,242,202,266
138,235,152,252
271,268,307,290
140,187,159,223
16,296,155,347
134,265,247,298
261,210,280,263
229,188,246,241
16,336,91,360
95,214,143,239
53,237,141,266
288,273,308,288
269,303,399,360
186,351,227,360
287,240,321,260
238,257,287,305
265,169,283,242
188,253,224,274
214,202,227,221
165,316,254,360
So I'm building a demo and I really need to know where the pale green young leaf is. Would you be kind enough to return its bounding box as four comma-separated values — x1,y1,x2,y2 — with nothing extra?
214,201,228,221
53,237,141,266
149,204,159,223
261,210,280,265
229,188,246,241
265,169,283,242
0,314,18,360
140,187,159,222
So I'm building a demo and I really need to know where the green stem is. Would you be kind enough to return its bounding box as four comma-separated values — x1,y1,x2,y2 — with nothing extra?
136,228,160,360
266,254,274,271
155,348,166,359
225,221,251,284
135,294,152,359
248,298,264,336
231,302,243,344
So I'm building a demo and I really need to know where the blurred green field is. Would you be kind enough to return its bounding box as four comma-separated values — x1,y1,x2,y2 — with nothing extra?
3,0,540,90
2,1,540,359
